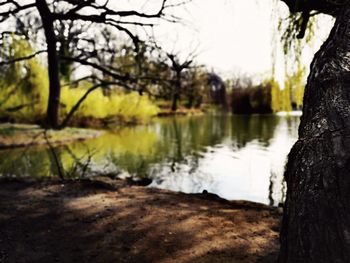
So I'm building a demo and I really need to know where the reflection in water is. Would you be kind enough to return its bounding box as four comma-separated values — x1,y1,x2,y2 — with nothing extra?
0,114,299,205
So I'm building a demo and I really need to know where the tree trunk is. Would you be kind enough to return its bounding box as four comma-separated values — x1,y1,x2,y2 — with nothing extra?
171,72,181,111
279,6,350,263
36,0,61,129
171,91,179,111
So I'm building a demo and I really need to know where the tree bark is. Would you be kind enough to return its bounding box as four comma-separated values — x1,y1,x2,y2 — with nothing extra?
279,6,350,263
36,0,61,129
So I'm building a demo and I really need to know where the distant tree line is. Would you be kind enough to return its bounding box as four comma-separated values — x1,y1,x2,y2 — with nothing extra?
228,68,306,114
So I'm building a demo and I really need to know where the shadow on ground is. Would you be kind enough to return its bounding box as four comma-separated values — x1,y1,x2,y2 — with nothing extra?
0,179,281,263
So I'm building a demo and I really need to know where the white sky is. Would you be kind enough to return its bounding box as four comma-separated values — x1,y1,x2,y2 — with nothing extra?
1,0,334,82
149,0,334,80
154,0,274,74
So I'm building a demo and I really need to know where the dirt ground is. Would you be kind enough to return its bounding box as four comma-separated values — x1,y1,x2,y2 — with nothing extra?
0,179,281,263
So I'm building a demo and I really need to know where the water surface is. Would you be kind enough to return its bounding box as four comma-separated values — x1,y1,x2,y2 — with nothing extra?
0,114,300,205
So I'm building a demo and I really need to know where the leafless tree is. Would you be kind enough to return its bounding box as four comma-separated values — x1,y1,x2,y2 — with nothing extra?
0,0,183,128
166,52,194,111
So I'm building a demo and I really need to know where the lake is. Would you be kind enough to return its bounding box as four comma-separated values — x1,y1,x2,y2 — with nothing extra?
0,114,300,206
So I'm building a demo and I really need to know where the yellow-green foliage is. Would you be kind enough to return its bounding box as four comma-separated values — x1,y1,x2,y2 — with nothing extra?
270,79,281,113
60,86,159,122
289,64,305,109
281,83,292,112
0,38,159,124
0,37,48,120
268,70,305,113
272,84,292,112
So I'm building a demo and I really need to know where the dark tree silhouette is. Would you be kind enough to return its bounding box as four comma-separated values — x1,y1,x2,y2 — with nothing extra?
207,73,228,110
0,0,177,128
166,53,193,111
278,1,350,262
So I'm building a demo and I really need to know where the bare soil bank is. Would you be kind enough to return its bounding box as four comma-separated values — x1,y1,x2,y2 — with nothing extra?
0,179,281,263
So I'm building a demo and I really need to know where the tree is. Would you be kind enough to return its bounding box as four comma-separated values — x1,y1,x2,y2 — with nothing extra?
140,47,197,111
165,53,194,111
0,0,176,128
207,72,228,110
278,1,350,262
0,36,48,120
183,68,207,109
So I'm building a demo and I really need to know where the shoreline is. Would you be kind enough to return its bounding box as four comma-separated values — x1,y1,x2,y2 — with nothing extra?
0,123,102,150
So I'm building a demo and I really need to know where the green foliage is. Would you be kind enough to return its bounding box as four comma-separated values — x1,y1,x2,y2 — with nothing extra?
281,82,293,112
279,13,316,57
0,37,159,125
270,78,281,112
231,71,306,114
0,37,49,121
271,2,317,109
60,86,159,123
287,63,306,109
268,67,306,113
0,38,210,125
264,79,293,112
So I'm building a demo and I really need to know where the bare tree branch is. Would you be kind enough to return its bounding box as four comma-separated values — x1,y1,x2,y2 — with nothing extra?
0,49,47,65
0,2,36,22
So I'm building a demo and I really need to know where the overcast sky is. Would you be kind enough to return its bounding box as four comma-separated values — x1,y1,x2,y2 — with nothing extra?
147,0,334,80
154,0,275,75
2,0,334,81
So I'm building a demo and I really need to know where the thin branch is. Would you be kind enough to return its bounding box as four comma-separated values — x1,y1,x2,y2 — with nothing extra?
60,83,103,128
60,0,168,19
61,75,96,87
60,79,138,128
0,50,47,65
60,55,132,82
0,2,36,22
5,100,39,112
